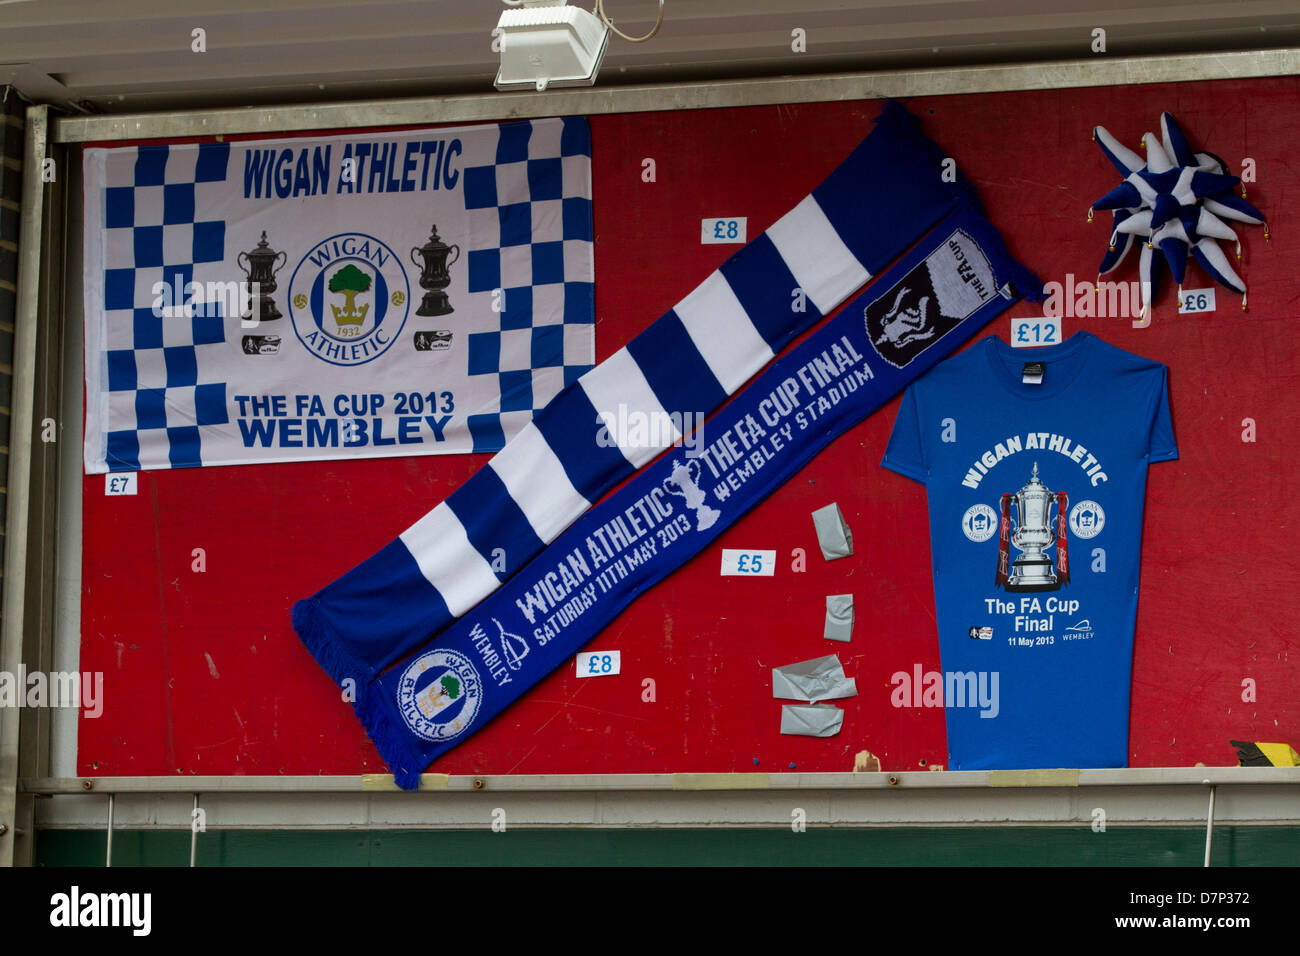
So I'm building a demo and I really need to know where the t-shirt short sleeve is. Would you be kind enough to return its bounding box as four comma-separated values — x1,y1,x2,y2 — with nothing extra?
881,384,928,483
1148,364,1178,463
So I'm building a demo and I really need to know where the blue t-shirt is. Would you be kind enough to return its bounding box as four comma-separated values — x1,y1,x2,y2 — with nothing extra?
882,331,1177,769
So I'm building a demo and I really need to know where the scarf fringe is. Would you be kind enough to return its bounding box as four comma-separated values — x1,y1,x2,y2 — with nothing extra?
879,99,986,217
295,599,423,789
291,598,375,690
351,677,425,791
953,196,1047,304
880,100,1042,302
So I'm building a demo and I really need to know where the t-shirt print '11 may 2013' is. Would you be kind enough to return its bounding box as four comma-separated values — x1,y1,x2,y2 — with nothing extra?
883,331,1177,771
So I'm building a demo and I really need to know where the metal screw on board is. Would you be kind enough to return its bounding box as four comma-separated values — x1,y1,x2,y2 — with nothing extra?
887,775,900,786
81,779,94,791
472,777,485,790
0,823,8,836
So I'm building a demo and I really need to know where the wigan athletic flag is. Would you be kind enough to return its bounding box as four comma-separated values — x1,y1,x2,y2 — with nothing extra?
81,118,595,472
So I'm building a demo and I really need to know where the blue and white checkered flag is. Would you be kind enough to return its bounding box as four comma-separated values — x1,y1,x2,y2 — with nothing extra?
82,118,596,472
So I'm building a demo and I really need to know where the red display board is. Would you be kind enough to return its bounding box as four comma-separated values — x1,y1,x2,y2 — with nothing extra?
79,77,1300,777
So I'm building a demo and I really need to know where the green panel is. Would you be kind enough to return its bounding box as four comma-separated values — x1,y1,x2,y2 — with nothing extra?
37,830,190,867
34,826,1300,867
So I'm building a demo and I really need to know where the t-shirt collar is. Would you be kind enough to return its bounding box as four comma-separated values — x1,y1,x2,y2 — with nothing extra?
983,330,1094,400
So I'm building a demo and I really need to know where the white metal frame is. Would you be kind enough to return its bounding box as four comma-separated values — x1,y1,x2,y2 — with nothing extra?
49,48,1300,143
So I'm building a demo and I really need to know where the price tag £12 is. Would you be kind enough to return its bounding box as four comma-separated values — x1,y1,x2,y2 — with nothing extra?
1010,315,1062,348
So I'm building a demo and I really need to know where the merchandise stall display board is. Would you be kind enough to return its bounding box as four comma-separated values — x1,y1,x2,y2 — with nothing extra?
78,77,1300,777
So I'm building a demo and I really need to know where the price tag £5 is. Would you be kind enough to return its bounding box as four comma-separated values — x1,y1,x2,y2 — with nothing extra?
720,549,776,576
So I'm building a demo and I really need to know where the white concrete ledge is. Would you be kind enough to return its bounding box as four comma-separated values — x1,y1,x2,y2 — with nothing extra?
22,768,1299,829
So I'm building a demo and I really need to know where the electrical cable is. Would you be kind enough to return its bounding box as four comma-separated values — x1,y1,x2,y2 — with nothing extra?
595,0,665,43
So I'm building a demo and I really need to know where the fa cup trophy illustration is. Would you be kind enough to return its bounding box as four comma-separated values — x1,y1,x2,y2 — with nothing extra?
410,224,460,317
237,231,288,322
873,285,935,350
997,462,1069,592
663,458,720,531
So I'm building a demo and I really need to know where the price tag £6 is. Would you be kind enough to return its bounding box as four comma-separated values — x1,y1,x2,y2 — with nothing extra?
1179,288,1216,314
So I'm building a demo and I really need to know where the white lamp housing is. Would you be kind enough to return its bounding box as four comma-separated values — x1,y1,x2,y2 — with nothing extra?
494,1,611,92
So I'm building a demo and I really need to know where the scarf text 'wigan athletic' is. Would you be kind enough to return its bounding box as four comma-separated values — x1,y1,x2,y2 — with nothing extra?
351,200,1042,788
292,101,976,688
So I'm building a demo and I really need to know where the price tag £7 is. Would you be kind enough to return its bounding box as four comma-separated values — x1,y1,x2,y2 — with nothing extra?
105,473,138,496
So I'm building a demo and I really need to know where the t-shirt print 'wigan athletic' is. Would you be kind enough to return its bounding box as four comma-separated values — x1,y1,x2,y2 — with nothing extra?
882,331,1177,770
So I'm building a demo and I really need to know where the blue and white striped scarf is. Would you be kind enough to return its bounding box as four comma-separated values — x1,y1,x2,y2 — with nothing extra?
292,101,977,688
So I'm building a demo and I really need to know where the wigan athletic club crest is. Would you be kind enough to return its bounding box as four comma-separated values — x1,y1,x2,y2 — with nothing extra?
962,503,998,543
995,462,1070,592
866,228,998,369
396,649,483,743
1069,500,1106,539
287,232,412,367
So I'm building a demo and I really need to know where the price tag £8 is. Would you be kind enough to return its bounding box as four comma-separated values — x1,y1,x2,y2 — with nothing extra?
701,217,747,245
576,650,621,678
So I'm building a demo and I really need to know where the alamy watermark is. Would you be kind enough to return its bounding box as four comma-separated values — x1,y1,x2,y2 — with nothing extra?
1042,274,1147,322
50,886,150,935
151,276,268,327
594,403,705,457
0,668,104,718
890,664,1000,718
